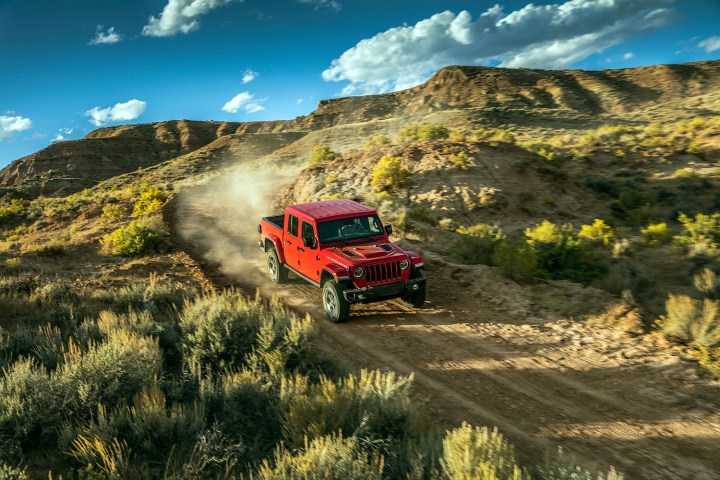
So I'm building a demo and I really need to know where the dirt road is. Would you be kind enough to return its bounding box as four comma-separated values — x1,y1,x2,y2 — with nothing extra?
167,174,720,480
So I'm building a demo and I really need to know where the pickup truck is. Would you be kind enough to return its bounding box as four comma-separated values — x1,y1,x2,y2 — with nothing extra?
258,199,425,322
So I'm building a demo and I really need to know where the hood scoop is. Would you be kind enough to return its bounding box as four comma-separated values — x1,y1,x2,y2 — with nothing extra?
341,245,393,259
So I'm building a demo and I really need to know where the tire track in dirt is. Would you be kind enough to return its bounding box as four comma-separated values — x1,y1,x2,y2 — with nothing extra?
166,183,720,480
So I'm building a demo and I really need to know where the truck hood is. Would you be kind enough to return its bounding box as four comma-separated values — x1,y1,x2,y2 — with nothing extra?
327,244,405,262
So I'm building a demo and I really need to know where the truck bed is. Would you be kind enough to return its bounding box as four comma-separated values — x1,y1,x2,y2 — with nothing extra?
262,214,284,230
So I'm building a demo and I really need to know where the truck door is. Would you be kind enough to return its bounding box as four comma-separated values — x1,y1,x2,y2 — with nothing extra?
299,220,322,283
284,213,300,270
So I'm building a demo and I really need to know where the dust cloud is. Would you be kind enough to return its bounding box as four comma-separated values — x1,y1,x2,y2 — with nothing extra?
175,164,301,286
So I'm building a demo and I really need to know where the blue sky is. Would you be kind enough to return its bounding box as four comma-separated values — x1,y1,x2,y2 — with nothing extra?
1,0,719,168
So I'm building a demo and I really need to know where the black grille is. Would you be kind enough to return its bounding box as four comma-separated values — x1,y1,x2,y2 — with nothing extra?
366,261,402,285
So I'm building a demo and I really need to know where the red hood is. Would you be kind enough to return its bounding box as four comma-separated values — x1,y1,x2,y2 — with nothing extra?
324,243,406,264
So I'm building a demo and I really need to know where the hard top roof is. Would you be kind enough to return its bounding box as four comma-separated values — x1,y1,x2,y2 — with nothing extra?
290,199,375,220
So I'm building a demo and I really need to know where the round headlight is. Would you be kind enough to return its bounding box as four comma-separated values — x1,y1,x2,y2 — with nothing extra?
400,259,410,270
353,267,364,278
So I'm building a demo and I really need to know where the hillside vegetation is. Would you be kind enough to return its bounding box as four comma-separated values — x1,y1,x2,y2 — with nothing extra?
1,60,720,478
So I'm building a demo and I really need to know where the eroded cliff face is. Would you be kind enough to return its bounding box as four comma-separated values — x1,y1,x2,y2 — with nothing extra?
3,60,720,197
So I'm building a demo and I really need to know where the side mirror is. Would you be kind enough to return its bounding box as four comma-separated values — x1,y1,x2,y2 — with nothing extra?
302,236,317,249
384,224,393,235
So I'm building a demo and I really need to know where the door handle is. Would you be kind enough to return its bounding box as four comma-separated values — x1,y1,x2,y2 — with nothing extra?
285,240,292,245
298,247,305,252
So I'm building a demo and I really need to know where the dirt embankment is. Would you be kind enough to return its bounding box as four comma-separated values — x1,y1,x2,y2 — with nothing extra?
165,170,720,480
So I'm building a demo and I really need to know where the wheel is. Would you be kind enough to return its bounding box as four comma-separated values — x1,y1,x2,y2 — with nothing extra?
266,248,288,284
402,271,426,308
322,280,350,323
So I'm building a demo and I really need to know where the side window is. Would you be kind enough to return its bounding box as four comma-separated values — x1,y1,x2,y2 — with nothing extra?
288,215,299,237
301,221,314,239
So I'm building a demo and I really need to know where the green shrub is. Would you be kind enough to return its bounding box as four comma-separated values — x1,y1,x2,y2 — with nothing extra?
578,219,614,245
101,221,161,256
409,207,438,226
70,436,134,479
525,221,606,282
101,203,129,224
133,186,167,216
0,200,30,224
370,155,411,192
492,241,537,282
309,145,338,165
674,213,720,249
69,385,206,473
453,224,505,265
442,147,473,170
364,135,391,150
640,223,671,245
441,422,529,480
258,434,384,480
180,293,315,376
536,447,623,480
0,461,28,479
199,371,279,459
60,329,163,411
176,426,246,478
0,358,57,456
277,369,416,450
179,292,267,372
696,347,720,378
398,124,450,142
660,294,720,349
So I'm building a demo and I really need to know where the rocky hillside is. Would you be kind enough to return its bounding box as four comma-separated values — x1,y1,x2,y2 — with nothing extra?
2,60,720,197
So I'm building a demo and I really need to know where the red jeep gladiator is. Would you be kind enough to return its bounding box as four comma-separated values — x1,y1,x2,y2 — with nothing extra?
258,199,426,322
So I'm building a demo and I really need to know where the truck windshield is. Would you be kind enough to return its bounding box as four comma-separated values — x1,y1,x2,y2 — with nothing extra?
317,215,383,243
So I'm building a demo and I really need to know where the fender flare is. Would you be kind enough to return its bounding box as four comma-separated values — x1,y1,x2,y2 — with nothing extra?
264,234,286,264
405,250,424,269
321,264,351,285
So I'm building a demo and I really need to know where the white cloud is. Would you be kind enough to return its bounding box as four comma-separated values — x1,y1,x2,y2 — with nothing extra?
0,115,32,141
322,0,676,94
85,100,147,127
89,26,123,45
296,98,303,105
242,69,258,84
52,128,75,142
623,52,635,60
143,0,242,37
699,36,720,52
298,0,341,11
222,91,266,113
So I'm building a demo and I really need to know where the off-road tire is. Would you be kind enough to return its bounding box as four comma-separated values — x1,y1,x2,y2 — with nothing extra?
322,280,350,323
266,247,288,284
402,270,426,308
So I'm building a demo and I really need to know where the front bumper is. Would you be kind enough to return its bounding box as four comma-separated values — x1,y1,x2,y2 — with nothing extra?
343,276,426,304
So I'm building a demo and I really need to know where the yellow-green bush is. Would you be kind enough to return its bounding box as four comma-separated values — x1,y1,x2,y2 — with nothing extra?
370,155,411,192
133,186,167,216
660,294,720,349
364,135,391,150
641,223,671,245
443,147,473,169
101,203,129,224
674,213,720,249
492,241,537,282
258,434,384,480
452,224,505,265
101,221,161,256
309,145,338,165
441,422,529,480
398,124,451,142
578,219,614,245
0,200,30,223
525,220,607,282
